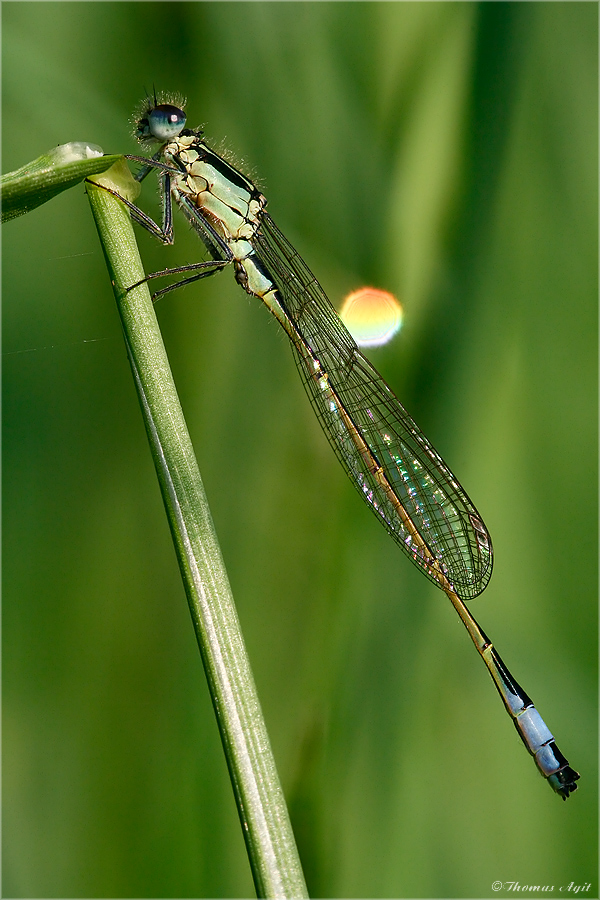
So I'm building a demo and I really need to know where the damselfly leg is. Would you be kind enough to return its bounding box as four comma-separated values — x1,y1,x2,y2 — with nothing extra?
90,154,234,299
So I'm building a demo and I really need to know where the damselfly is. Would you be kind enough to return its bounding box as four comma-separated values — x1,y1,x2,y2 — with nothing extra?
92,91,579,798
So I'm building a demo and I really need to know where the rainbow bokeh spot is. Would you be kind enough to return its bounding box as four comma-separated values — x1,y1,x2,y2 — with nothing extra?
339,287,403,348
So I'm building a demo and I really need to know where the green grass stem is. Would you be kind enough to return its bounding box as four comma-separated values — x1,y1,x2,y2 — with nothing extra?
85,163,308,899
1,143,121,221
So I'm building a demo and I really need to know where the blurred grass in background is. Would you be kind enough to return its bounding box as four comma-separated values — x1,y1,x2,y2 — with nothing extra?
2,3,597,898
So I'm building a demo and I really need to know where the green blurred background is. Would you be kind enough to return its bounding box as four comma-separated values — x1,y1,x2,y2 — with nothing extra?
2,3,597,897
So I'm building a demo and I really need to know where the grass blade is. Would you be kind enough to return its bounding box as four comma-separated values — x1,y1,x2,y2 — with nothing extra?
86,162,308,900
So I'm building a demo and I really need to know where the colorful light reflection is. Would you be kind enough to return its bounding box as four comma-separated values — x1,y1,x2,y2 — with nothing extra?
339,287,403,348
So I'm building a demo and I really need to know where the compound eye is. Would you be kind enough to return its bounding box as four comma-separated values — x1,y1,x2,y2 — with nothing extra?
146,104,186,141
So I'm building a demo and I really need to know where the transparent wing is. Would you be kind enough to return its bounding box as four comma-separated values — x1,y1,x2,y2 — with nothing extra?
254,212,493,600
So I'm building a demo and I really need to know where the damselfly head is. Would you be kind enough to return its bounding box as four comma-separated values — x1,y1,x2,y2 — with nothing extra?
133,90,188,144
